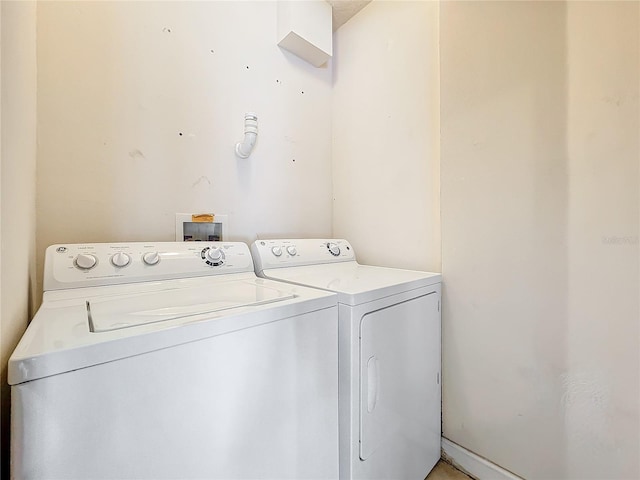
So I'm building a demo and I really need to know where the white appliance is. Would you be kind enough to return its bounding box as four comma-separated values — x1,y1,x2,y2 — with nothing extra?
9,242,339,480
251,239,442,480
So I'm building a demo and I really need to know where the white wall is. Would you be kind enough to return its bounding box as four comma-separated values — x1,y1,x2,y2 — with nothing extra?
332,0,440,272
36,1,333,297
0,1,38,476
441,2,639,478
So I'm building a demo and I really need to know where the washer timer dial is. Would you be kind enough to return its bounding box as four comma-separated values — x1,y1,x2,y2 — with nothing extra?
326,242,341,256
201,247,225,266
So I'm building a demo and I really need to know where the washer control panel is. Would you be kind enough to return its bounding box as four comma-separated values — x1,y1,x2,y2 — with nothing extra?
251,239,355,272
45,242,253,291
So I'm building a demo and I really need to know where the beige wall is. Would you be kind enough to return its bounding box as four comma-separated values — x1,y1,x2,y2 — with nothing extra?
564,3,639,476
332,0,440,272
36,1,333,298
0,1,38,476
441,1,639,478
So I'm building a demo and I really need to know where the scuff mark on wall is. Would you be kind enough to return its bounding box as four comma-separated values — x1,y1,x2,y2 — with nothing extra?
602,95,623,107
561,370,609,412
561,370,615,462
128,149,146,160
191,176,212,188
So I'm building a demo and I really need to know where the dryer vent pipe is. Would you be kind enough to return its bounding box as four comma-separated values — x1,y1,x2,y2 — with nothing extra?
235,113,258,158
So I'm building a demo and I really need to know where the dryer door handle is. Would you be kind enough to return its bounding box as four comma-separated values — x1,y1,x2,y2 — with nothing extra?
367,356,379,413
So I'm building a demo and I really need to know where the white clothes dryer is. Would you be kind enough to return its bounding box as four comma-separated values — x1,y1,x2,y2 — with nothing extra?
9,242,338,480
251,239,442,480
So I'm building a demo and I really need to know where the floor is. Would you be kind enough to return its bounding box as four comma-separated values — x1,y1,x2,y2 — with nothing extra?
426,460,473,480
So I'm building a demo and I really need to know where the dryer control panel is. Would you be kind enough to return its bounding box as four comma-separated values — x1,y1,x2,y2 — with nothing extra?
44,242,254,291
251,239,356,272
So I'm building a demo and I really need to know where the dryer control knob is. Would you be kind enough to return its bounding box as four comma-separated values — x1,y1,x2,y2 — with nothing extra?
272,246,283,257
75,253,98,270
286,246,297,256
205,247,224,264
142,251,160,265
111,252,131,267
327,242,341,256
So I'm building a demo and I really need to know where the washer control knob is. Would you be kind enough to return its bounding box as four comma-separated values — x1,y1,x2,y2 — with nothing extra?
272,246,283,257
142,251,160,265
111,252,131,267
75,253,98,270
286,246,297,256
202,247,225,266
327,242,341,256
206,247,223,262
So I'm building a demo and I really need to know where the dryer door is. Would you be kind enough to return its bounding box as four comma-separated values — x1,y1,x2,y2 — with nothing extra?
359,292,440,461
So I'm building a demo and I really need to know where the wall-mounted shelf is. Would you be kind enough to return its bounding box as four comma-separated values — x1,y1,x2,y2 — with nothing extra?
277,0,332,67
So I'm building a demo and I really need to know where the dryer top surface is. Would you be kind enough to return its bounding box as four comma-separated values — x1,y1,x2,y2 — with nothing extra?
261,262,441,306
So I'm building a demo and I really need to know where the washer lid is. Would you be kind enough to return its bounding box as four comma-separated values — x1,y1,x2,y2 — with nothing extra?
261,262,441,306
8,275,336,385
88,281,294,332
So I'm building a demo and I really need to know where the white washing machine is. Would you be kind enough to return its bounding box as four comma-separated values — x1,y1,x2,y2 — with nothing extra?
9,242,339,480
251,239,442,480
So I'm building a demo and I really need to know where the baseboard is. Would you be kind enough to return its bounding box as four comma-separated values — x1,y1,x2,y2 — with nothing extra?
441,437,524,480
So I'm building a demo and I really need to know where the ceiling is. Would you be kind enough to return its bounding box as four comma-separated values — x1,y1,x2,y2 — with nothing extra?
326,0,372,31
